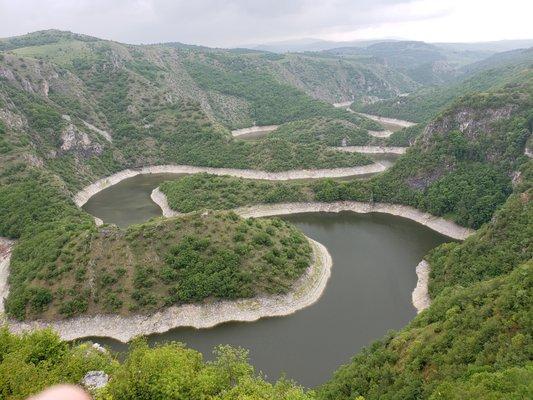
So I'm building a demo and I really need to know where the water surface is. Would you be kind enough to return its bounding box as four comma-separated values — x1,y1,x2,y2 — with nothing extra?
82,175,450,387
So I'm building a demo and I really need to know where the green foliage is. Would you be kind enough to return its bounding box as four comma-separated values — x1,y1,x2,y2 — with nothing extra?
430,366,533,400
0,328,114,400
269,117,374,146
184,55,379,128
160,173,310,212
385,124,423,146
422,163,512,228
427,187,532,297
355,60,533,123
0,329,312,400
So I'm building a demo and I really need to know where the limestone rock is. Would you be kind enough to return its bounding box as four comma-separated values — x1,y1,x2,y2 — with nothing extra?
82,371,109,390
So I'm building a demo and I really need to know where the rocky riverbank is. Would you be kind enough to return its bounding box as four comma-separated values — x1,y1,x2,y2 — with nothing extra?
152,194,474,241
357,113,416,128
412,260,431,313
7,238,332,342
367,130,393,138
73,163,387,207
335,146,407,155
0,237,14,314
231,125,279,137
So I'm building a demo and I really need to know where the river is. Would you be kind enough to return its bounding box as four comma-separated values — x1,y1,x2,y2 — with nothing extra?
82,173,450,386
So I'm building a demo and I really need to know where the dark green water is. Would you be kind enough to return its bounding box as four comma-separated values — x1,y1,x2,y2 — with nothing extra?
82,174,450,387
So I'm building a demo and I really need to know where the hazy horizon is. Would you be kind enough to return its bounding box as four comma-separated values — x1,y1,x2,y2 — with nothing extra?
0,0,532,48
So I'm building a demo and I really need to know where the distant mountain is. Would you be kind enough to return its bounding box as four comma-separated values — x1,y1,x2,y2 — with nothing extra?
435,39,533,53
354,47,533,122
246,37,533,55
247,38,399,53
324,41,492,85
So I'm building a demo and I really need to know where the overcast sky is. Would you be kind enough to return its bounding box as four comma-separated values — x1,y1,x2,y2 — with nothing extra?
0,0,532,47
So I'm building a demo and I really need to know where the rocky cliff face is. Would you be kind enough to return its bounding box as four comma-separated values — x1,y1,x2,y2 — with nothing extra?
60,123,103,157
421,104,517,145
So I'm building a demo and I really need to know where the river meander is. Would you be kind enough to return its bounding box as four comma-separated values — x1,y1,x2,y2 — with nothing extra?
82,173,450,386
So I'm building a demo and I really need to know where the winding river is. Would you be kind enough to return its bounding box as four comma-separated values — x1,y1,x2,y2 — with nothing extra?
81,173,452,386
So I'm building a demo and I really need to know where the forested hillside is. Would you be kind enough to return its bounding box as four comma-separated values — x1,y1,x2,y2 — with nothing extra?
165,75,532,230
326,40,490,85
354,47,533,122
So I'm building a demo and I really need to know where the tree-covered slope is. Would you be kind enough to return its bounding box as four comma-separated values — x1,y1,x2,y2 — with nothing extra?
317,261,532,400
0,30,414,130
0,329,314,400
353,48,533,123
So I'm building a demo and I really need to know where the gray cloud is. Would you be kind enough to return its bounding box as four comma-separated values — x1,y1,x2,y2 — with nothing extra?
0,0,529,47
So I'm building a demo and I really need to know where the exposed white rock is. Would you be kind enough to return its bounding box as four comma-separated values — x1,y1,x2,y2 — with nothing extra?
357,113,416,128
61,124,92,151
60,124,104,156
332,101,353,108
0,238,15,315
82,371,109,390
0,108,26,129
82,120,112,142
231,125,279,137
367,130,393,138
335,146,407,155
412,260,431,313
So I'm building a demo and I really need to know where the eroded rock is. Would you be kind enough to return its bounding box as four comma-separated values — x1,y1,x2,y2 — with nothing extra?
82,371,109,390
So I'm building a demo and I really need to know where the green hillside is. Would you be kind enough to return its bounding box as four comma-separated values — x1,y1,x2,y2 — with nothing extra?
353,48,533,122
0,30,532,400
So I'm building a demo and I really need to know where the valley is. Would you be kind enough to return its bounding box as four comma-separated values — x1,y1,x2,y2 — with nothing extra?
0,28,531,400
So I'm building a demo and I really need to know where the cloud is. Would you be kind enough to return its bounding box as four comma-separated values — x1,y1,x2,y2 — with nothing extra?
0,0,531,47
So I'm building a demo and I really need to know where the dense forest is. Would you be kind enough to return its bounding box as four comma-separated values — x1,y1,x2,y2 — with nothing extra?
0,30,531,399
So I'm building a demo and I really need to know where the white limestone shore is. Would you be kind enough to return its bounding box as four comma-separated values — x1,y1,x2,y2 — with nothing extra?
6,238,332,342
0,238,15,314
231,202,473,240
412,260,431,313
367,130,394,138
73,163,387,207
153,186,472,239
357,113,416,128
333,101,353,108
152,199,473,241
335,146,407,155
231,125,279,137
